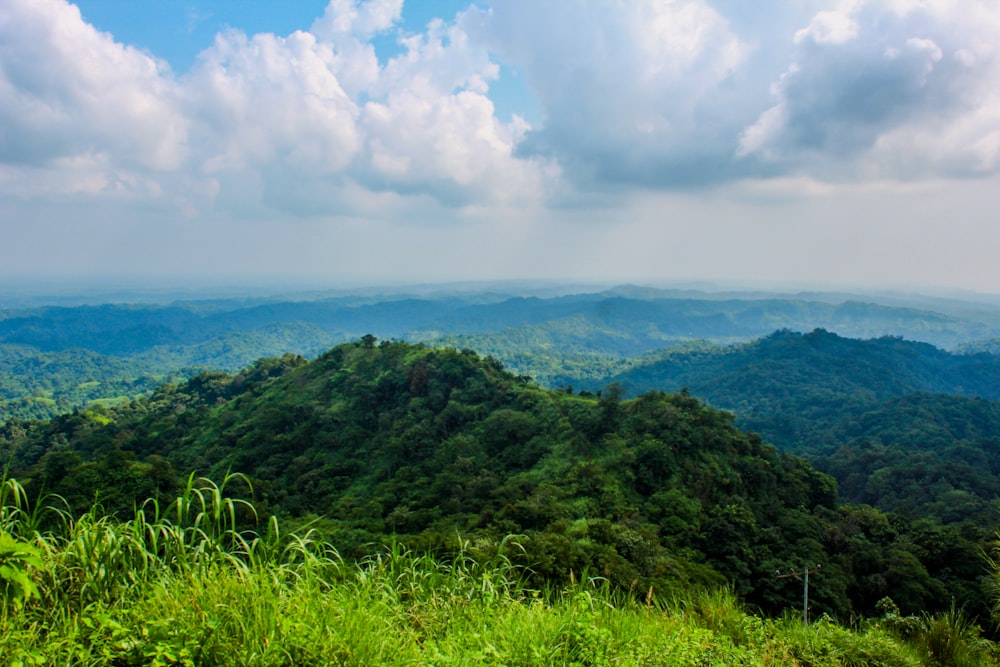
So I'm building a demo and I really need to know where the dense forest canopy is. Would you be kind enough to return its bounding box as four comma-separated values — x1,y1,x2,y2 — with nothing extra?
2,339,993,623
4,287,1000,423
3,288,1000,628
602,329,1000,523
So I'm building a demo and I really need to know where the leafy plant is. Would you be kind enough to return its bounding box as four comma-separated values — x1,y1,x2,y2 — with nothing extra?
0,530,42,608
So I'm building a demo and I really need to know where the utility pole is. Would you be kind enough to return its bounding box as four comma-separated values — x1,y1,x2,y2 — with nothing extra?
775,564,821,626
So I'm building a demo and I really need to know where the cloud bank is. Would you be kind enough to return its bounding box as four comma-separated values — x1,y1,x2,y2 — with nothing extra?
0,0,547,218
740,0,1000,180
4,0,999,210
1,0,999,290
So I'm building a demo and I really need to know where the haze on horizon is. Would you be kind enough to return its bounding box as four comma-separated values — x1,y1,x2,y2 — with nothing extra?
2,0,1000,295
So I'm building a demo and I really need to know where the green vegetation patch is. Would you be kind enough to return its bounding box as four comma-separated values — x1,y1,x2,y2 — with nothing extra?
1,476,993,667
2,340,994,626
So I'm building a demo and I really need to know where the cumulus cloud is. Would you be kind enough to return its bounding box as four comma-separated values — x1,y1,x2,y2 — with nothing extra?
0,0,187,193
2,0,999,222
739,0,1000,180
0,0,547,217
310,0,402,40
186,29,361,174
468,0,1000,190
795,9,860,45
476,0,759,188
352,10,547,206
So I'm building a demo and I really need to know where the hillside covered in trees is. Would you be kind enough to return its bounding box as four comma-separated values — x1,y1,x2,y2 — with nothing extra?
4,288,1000,632
2,339,993,624
601,329,1000,523
4,286,1000,423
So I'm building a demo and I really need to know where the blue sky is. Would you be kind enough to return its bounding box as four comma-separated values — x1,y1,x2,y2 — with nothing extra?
2,0,1000,293
71,0,539,124
72,1,468,62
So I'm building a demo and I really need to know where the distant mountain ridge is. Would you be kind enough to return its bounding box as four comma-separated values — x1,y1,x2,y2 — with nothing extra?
601,329,1000,522
3,289,1000,357
2,287,1000,423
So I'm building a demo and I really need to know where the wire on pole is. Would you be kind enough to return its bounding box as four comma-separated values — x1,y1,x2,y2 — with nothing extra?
775,564,822,626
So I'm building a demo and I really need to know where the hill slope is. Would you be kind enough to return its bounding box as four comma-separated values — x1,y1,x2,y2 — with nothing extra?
602,329,1000,521
4,288,1000,422
1,340,990,619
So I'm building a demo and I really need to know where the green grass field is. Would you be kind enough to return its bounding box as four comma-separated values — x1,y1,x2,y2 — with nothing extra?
2,475,996,667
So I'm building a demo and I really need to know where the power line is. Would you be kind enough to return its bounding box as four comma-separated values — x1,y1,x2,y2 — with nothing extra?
776,564,822,626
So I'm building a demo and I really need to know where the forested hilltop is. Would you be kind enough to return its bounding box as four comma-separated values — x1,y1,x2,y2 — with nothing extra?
4,287,1000,627
599,329,1000,524
4,286,1000,422
1,339,993,624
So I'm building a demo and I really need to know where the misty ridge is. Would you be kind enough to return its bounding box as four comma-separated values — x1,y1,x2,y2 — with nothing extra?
4,282,1000,663
4,282,1000,425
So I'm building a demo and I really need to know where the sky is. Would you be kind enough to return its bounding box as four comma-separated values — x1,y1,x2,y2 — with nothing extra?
2,0,1000,294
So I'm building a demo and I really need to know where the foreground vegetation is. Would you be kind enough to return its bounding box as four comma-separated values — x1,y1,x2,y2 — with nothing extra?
5,340,994,622
2,476,997,667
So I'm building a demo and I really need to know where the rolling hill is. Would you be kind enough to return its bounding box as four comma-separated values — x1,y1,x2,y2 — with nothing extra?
1,339,990,619
4,286,1000,422
600,329,1000,521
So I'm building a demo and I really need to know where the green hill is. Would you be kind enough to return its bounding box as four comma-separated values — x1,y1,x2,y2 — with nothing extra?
4,287,1000,423
2,339,991,620
600,329,1000,522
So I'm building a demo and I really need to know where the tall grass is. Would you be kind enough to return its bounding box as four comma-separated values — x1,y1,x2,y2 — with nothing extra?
1,476,996,666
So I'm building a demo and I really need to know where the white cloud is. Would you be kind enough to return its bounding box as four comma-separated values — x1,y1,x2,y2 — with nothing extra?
310,0,402,40
795,8,860,45
0,0,187,178
186,29,361,174
307,0,395,97
476,0,756,187
740,0,1000,181
352,10,547,206
7,0,999,214
0,0,547,217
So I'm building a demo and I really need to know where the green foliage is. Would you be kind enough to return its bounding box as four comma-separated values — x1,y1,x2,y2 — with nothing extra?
1,480,991,666
0,344,180,423
5,289,998,424
1,338,996,626
1,291,999,657
918,605,992,667
605,329,1000,524
0,530,42,607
